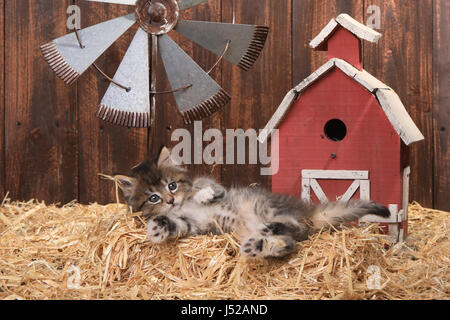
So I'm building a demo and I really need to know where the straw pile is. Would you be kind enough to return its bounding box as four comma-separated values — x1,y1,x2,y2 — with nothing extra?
0,198,448,300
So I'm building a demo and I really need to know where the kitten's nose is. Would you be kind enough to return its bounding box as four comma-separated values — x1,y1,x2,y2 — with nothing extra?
166,197,175,205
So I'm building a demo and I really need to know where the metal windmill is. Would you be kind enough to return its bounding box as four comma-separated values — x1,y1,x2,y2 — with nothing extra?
41,0,269,128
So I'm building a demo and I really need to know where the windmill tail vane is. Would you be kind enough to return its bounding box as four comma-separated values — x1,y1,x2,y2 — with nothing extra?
41,0,269,127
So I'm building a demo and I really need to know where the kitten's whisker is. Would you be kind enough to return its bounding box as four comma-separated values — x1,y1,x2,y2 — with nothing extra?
98,173,116,182
98,173,122,204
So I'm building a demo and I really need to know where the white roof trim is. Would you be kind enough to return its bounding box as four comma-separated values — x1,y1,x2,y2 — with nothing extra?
259,89,298,144
259,58,424,146
375,89,425,145
310,13,382,49
309,19,339,49
335,14,382,43
294,59,336,93
334,59,391,92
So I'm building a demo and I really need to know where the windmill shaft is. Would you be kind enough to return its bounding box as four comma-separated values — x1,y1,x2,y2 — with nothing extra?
150,34,158,130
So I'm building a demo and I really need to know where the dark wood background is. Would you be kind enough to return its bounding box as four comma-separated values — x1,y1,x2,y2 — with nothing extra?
0,0,448,210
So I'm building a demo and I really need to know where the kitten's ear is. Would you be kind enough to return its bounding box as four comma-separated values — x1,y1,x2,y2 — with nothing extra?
114,175,137,200
157,146,176,168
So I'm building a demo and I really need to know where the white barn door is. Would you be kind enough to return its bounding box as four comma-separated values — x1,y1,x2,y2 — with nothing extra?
301,170,370,204
301,169,407,242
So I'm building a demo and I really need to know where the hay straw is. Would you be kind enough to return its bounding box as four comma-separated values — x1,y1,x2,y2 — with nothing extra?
0,199,448,300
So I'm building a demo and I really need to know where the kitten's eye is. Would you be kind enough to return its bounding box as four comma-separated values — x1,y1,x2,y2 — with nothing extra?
168,182,178,192
149,194,161,204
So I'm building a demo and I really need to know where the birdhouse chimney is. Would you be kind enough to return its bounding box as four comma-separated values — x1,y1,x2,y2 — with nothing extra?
309,14,382,71
326,27,362,69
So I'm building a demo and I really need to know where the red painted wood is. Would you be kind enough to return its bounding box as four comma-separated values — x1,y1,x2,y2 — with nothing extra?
273,68,402,214
327,27,362,69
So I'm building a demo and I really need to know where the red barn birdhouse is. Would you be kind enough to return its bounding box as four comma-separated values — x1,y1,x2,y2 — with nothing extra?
259,14,424,242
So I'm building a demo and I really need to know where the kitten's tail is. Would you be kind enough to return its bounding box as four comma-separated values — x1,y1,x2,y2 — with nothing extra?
310,200,390,230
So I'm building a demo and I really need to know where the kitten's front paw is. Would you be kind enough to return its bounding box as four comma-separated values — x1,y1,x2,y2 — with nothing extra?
193,187,216,204
240,237,265,258
146,216,171,244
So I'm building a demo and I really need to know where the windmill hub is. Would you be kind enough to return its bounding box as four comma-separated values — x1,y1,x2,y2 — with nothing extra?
136,0,179,35
147,2,167,23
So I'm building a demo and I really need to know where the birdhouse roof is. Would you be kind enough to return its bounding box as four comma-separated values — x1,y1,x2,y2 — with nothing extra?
310,14,382,50
258,58,425,146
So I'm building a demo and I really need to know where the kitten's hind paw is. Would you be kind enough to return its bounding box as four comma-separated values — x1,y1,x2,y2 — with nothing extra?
240,237,265,258
240,236,296,259
146,216,172,244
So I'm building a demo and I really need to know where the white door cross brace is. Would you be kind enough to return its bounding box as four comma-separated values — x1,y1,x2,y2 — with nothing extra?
301,170,370,204
301,169,401,225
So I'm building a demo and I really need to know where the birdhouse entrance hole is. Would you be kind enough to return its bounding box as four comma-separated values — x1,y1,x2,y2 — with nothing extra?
324,119,347,142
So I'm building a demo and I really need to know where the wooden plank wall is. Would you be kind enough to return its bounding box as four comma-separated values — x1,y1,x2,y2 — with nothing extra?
433,0,449,211
4,0,78,204
77,2,148,204
220,0,292,189
0,0,448,210
155,0,223,183
0,0,4,200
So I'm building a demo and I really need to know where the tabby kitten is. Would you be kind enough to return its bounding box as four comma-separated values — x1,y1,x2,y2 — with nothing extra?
114,147,390,259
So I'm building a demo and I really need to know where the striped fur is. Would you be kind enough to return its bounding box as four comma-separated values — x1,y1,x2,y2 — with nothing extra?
115,148,390,259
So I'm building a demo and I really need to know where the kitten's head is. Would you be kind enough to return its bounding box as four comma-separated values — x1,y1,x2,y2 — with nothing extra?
114,147,193,218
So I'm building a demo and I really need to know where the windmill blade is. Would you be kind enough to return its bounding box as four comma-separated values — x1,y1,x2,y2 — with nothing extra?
174,20,269,71
97,28,150,128
40,13,136,85
178,0,209,11
158,34,230,124
85,0,137,5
